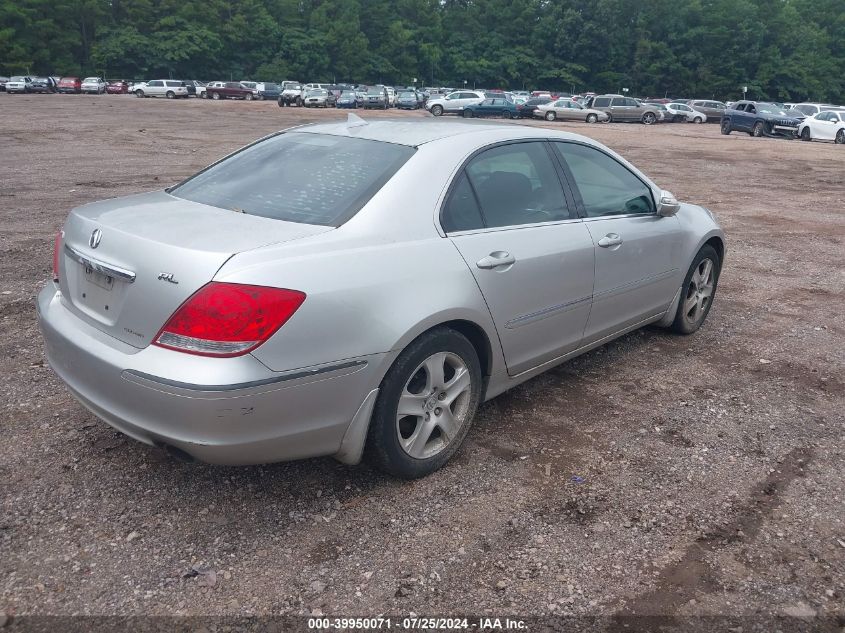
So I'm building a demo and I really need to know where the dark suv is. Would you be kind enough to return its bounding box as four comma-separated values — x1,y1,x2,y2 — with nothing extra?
720,101,802,138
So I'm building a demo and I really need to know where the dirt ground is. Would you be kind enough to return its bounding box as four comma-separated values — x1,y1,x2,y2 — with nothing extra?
1,95,843,631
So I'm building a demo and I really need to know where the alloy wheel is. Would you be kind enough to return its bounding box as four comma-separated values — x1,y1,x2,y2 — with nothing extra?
395,352,473,460
683,258,715,327
836,130,844,144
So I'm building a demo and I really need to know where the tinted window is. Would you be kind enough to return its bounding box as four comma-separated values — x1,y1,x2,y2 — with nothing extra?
442,174,484,232
624,98,638,107
593,97,611,107
553,142,654,217
171,133,415,227
463,142,570,228
165,81,181,87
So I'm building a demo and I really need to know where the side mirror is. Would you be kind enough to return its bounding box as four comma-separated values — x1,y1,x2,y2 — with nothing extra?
657,190,681,217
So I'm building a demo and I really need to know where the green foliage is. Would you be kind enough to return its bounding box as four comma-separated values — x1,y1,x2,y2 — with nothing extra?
1,0,842,101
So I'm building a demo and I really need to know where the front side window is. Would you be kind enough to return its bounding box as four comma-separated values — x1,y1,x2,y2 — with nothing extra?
452,142,571,229
171,133,415,227
553,142,654,218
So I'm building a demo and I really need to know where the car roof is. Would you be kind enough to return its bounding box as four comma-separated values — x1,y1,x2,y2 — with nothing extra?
293,119,592,148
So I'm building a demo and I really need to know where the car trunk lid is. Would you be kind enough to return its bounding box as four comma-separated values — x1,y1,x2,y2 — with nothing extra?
58,190,331,348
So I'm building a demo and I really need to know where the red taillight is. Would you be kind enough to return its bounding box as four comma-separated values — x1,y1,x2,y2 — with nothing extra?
52,230,63,282
153,282,306,357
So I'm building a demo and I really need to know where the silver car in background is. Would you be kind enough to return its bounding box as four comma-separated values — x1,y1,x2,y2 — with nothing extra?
534,99,609,123
38,119,725,479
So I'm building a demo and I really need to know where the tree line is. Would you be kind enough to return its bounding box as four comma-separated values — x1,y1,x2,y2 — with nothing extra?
1,0,843,102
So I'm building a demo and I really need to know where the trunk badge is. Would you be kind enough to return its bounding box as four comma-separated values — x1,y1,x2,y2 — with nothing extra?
157,272,179,284
89,229,102,249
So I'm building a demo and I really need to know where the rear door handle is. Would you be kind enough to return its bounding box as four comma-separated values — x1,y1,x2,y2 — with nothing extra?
476,251,516,269
598,233,623,248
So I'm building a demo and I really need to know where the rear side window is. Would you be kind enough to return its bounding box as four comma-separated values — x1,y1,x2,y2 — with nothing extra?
461,142,571,229
171,133,414,227
553,142,655,217
442,174,484,232
593,97,611,107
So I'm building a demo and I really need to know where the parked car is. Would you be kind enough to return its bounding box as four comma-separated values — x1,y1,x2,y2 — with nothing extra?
515,97,552,119
81,77,107,94
797,110,845,144
664,102,707,123
181,80,206,98
790,103,842,118
207,82,255,100
106,80,129,94
256,82,280,101
5,76,33,94
278,82,303,106
687,100,727,122
28,77,55,93
534,99,609,123
336,90,359,109
426,90,486,116
396,90,422,110
0,77,8,92
363,85,389,109
134,79,188,99
462,97,519,119
39,120,724,479
588,95,660,124
720,101,802,138
303,88,336,108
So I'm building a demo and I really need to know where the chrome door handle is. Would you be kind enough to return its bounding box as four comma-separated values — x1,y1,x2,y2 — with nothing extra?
476,251,516,269
598,233,623,248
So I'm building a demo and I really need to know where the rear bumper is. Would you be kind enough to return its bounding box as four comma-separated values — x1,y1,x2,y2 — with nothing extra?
37,285,387,465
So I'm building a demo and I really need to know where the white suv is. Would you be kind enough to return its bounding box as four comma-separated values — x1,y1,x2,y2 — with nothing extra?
426,91,485,116
135,80,188,99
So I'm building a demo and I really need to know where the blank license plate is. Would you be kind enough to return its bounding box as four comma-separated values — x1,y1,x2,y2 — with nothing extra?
85,266,114,291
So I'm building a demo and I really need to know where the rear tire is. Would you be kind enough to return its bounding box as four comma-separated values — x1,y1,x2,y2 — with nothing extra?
671,245,721,335
693,116,703,124
606,113,613,123
365,328,482,479
166,91,175,99
721,120,731,135
642,112,657,125
836,129,845,145
502,110,512,119
212,92,220,100
462,109,473,118
135,90,144,98
545,111,556,122
245,93,253,101
586,113,598,123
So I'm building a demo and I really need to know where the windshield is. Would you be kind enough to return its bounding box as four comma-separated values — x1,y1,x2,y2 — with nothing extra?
307,89,326,96
10,76,25,81
367,88,384,95
171,133,415,227
398,92,415,98
757,104,788,115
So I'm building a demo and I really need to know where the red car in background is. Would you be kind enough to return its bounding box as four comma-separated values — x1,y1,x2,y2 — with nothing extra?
107,80,129,94
57,77,81,94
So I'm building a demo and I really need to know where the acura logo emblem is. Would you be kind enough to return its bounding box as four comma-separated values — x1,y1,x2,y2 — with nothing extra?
89,229,102,249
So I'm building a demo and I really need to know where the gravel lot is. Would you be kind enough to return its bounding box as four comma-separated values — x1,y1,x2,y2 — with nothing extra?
1,96,843,630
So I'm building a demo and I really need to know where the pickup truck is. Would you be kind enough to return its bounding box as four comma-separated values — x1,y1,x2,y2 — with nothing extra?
207,82,256,101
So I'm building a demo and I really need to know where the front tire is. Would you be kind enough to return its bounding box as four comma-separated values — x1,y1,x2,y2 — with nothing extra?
545,111,556,122
135,90,144,98
212,92,220,100
431,104,443,117
501,110,512,119
586,113,598,123
462,109,473,118
836,129,845,145
801,127,811,141
721,120,731,135
671,245,721,335
642,112,657,125
693,116,703,124
365,328,482,479
752,121,766,137
245,93,253,101
166,91,175,99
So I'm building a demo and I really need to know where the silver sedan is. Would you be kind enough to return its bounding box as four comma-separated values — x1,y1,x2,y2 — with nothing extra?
534,99,610,123
38,119,725,478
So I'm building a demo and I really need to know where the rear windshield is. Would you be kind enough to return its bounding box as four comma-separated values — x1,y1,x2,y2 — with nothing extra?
170,133,415,227
262,83,279,90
